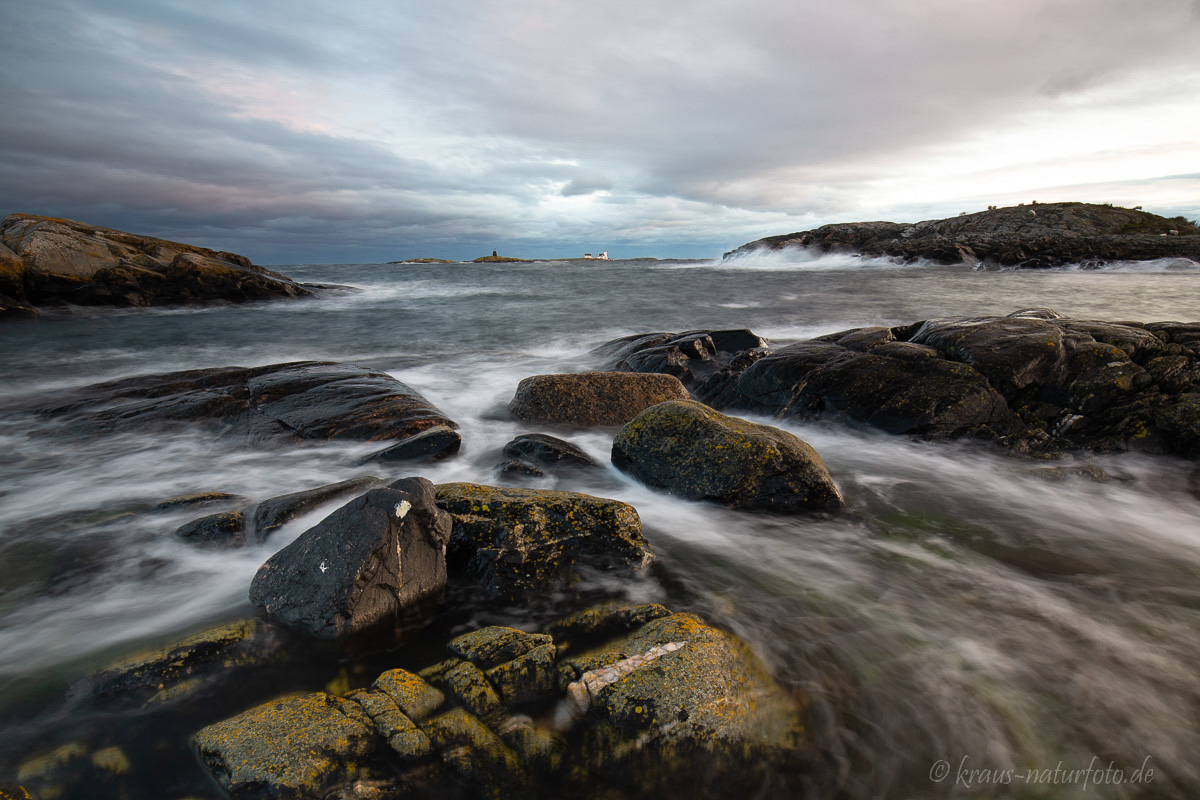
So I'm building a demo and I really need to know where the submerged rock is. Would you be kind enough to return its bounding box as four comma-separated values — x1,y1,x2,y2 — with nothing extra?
612,399,844,512
251,476,382,543
82,619,278,708
507,371,689,426
434,483,653,600
172,510,246,547
499,433,603,473
249,480,452,639
30,361,458,444
364,424,462,463
0,213,326,309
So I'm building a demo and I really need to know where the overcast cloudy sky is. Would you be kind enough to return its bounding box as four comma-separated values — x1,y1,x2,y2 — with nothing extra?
2,1,1198,263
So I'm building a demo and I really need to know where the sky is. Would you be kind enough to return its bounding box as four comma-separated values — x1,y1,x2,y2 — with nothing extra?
1,0,1198,264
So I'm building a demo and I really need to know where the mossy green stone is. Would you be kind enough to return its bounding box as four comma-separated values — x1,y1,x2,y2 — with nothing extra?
448,625,554,669
372,668,444,721
612,400,843,511
192,692,377,798
435,483,653,598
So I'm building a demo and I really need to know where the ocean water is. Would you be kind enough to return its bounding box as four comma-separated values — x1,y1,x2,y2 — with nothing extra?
1,254,1199,798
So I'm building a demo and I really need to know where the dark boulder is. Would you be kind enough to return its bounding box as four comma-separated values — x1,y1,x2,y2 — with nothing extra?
612,400,844,512
508,371,689,426
500,433,603,473
908,316,1077,396
251,476,382,543
364,424,461,463
173,510,246,547
784,347,1021,437
249,480,452,639
31,361,458,445
434,483,652,600
0,213,328,309
701,341,857,414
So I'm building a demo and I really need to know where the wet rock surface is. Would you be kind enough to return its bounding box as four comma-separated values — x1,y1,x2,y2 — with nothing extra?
724,202,1200,268
249,481,453,639
251,476,382,543
80,619,282,708
434,483,653,600
507,371,690,426
594,329,769,392
499,433,603,474
0,213,328,312
25,360,458,444
612,399,845,512
601,310,1200,458
189,604,806,799
364,424,462,463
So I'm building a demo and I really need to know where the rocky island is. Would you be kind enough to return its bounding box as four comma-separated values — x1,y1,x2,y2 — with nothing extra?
0,214,330,318
725,202,1200,268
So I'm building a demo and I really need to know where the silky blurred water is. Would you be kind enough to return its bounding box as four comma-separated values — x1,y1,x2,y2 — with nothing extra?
2,254,1199,798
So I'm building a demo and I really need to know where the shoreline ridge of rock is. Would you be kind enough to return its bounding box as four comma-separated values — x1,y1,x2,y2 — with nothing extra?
724,202,1200,269
0,213,337,317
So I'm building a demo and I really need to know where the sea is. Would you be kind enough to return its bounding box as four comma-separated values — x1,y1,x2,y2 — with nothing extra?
1,252,1199,798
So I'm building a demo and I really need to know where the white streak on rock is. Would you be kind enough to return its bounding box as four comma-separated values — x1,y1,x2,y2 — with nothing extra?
554,641,687,730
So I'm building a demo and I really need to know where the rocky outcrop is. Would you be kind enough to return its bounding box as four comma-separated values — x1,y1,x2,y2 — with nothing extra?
724,202,1200,268
0,213,328,311
191,604,806,799
508,371,690,426
28,361,458,444
594,329,768,393
600,311,1200,458
249,480,453,639
612,399,844,512
434,483,652,600
193,692,379,799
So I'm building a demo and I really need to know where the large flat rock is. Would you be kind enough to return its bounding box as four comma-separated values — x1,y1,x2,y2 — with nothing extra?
28,360,458,444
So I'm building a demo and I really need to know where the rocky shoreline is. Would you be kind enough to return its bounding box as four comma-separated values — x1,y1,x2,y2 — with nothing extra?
0,215,335,319
4,302,1199,798
725,202,1200,268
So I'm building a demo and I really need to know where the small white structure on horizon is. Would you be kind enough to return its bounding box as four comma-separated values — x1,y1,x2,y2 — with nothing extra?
583,251,610,260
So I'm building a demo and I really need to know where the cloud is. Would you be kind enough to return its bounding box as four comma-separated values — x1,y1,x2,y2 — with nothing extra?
1,0,1198,261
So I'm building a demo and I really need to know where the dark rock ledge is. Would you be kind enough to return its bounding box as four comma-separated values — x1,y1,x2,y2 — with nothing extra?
598,312,1200,459
0,213,338,318
724,202,1200,269
23,360,461,450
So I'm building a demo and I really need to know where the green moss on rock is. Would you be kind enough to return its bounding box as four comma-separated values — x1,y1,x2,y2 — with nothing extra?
435,483,653,599
192,692,378,798
612,399,844,512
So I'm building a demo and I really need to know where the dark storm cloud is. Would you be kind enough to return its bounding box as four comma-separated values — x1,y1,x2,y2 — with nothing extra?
1,0,1197,261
